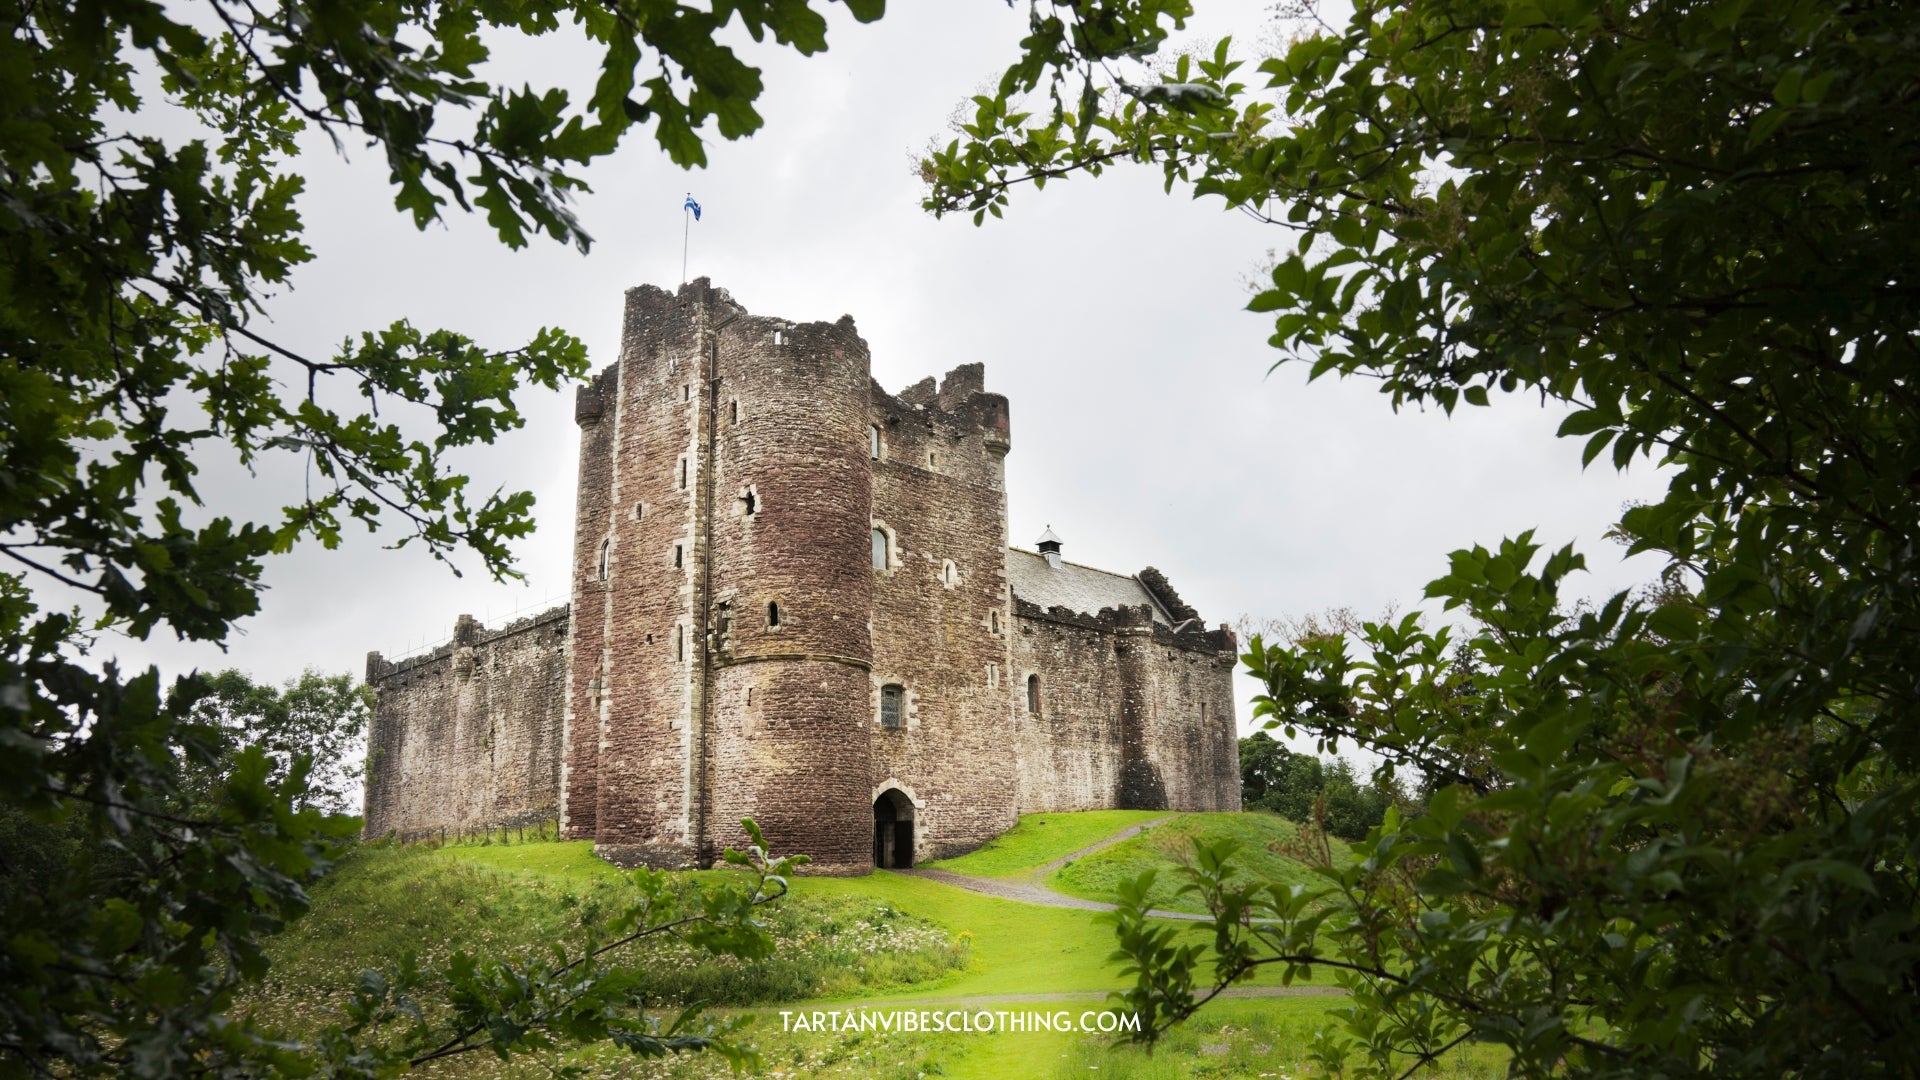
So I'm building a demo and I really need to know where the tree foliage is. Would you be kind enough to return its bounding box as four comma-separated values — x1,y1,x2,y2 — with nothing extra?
928,0,1920,1073
179,669,371,816
3,0,892,1073
1239,731,1406,842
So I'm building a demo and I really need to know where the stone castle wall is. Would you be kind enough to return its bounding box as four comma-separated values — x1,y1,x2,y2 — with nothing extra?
867,366,1020,862
1011,601,1241,814
565,286,711,867
568,283,878,872
363,607,570,838
700,305,876,874
1010,606,1128,811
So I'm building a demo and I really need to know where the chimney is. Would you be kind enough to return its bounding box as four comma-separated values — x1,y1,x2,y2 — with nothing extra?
1037,527,1063,570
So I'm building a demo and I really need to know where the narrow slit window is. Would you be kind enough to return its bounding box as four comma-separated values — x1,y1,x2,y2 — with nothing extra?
743,488,757,515
730,399,740,422
989,609,999,634
871,527,889,570
880,684,904,730
677,457,687,489
986,663,998,689
1027,674,1041,716
673,544,683,569
674,625,685,661
681,384,691,402
597,539,611,582
716,601,732,638
767,601,781,628
870,425,881,459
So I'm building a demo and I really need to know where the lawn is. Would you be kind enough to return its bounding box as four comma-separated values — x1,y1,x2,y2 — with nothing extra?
1048,811,1353,914
243,814,1496,1079
920,810,1170,878
244,838,969,1038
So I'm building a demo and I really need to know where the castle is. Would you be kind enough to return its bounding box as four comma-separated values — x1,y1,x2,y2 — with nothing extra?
362,280,1241,874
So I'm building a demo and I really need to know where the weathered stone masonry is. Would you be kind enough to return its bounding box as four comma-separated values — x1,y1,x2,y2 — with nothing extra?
364,606,569,838
364,280,1241,871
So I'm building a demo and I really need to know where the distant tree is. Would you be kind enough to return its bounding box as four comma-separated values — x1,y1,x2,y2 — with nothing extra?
1240,732,1407,841
178,670,371,817
1237,730,1292,804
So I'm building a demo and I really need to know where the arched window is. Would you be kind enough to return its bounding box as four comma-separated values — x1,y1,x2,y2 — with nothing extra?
871,527,889,570
1027,674,1041,716
941,559,959,588
767,601,781,628
880,684,905,730
597,539,611,582
989,609,1000,634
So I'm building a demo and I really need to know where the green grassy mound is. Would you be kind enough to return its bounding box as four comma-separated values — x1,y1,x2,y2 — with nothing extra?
1047,812,1352,914
227,816,1501,1079
244,839,969,1037
920,809,1170,878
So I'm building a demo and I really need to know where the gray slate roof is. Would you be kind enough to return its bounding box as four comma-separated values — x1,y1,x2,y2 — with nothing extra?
1006,548,1171,625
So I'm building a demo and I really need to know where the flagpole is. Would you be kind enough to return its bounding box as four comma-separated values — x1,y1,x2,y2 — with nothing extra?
682,193,691,285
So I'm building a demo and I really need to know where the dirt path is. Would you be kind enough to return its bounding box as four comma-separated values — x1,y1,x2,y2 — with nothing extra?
1036,815,1173,874
900,815,1202,919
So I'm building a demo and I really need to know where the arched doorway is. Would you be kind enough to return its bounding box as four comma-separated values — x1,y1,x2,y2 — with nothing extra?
872,789,915,869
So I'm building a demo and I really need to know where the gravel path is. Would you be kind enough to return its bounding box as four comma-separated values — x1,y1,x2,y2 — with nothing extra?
1036,815,1174,874
900,815,1204,920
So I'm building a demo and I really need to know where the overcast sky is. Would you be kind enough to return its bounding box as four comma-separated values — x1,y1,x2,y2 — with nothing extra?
101,0,1669,737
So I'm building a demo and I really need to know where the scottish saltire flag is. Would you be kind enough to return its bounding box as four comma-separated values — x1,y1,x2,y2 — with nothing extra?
683,194,702,221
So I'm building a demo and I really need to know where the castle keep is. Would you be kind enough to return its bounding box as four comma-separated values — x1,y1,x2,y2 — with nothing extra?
364,281,1240,874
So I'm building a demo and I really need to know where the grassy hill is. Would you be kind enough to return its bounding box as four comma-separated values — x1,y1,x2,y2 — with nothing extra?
920,810,1168,878
241,813,1495,1079
246,839,968,1032
1047,811,1353,914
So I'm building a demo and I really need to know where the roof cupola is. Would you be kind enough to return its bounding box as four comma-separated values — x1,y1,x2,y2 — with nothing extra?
1037,527,1063,570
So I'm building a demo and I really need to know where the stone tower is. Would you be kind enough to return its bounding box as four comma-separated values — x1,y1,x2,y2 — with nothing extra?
564,279,877,873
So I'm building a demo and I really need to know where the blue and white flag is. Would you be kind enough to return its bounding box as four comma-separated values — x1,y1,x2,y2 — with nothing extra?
683,195,702,221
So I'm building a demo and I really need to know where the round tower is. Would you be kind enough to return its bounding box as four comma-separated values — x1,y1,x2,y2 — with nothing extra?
700,312,876,873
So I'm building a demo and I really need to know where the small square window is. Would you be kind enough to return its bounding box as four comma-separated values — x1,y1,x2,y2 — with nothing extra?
880,684,904,730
